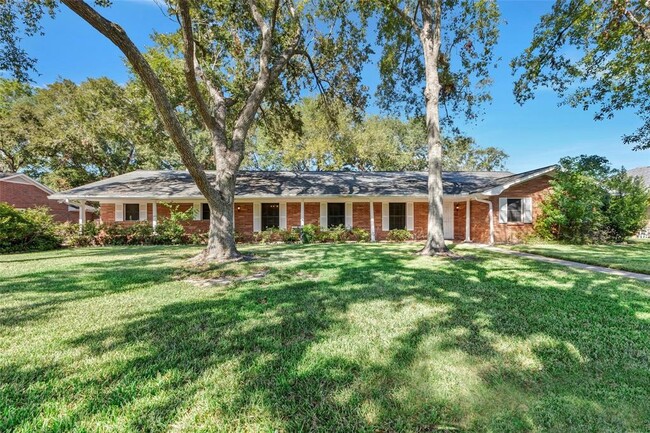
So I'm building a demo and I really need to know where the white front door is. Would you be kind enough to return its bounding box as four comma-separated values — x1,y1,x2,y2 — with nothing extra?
443,201,454,240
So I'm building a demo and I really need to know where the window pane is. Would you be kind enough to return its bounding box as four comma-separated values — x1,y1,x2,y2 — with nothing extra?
507,199,522,223
261,203,280,230
389,203,406,230
202,203,210,220
327,203,346,228
125,203,140,221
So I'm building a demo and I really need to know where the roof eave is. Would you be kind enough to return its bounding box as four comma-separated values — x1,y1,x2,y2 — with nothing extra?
478,166,556,196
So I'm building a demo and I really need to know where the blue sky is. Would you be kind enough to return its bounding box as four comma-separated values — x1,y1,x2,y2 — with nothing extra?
21,0,649,173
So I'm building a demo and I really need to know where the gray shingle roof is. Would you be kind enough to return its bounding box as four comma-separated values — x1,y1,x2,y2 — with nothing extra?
0,172,17,179
49,167,554,201
629,167,650,187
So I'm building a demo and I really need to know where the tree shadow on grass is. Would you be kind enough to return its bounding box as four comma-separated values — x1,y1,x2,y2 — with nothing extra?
2,244,650,432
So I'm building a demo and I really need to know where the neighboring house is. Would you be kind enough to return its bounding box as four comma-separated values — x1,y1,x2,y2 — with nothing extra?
49,166,555,244
629,166,650,238
0,172,95,223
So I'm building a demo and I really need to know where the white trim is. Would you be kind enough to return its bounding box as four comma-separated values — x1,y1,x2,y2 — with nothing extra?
193,202,201,221
481,166,555,196
370,201,376,241
78,203,86,233
465,198,471,242
115,203,124,222
152,202,158,233
523,197,533,223
253,203,261,232
345,202,353,228
279,202,287,229
300,200,305,226
139,203,148,222
499,198,508,224
381,202,389,231
406,202,414,231
319,202,327,229
1,173,56,195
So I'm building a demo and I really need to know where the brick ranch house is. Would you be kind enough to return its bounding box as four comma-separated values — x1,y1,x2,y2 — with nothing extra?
0,172,95,223
49,165,555,244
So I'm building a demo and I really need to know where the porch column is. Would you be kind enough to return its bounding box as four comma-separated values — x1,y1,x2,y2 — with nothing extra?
78,202,86,234
152,202,158,233
465,198,471,242
369,200,376,242
300,200,305,226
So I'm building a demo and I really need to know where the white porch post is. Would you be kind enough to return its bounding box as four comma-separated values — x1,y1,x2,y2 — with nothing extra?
300,200,305,226
78,202,86,234
152,202,158,233
465,198,471,242
369,200,376,242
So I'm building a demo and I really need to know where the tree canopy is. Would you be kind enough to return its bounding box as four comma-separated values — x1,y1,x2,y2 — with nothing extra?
512,0,650,150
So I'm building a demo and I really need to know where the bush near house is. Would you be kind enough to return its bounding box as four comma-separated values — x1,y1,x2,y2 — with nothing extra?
0,203,62,253
536,155,649,243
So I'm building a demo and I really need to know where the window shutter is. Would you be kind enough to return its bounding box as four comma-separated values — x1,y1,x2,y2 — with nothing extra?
523,197,533,223
253,203,261,232
382,202,389,231
279,203,287,229
345,202,353,228
406,202,414,230
498,198,507,223
192,203,201,220
139,203,148,222
114,203,123,222
320,202,327,229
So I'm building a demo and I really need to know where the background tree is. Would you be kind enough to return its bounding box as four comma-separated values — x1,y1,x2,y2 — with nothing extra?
368,0,500,254
1,0,369,262
245,97,508,171
0,78,38,173
512,0,650,150
536,155,649,243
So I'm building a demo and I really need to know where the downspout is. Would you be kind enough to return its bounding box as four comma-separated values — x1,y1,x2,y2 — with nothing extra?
473,197,494,245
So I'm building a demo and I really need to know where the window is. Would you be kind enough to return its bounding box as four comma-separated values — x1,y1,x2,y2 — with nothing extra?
124,203,140,221
507,198,522,223
327,203,346,228
389,203,406,230
261,203,279,230
202,203,210,220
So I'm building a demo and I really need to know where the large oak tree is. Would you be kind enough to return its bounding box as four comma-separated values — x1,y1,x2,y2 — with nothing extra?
1,0,368,262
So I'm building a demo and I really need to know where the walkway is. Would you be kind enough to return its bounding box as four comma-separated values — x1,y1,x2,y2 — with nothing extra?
473,245,650,283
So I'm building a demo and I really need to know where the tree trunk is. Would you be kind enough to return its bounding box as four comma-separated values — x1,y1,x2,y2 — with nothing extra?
418,0,449,255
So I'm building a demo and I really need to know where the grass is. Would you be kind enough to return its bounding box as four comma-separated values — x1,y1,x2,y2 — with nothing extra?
1,243,649,432
509,240,650,275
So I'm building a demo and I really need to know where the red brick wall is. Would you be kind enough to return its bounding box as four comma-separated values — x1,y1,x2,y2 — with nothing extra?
0,180,93,223
353,202,370,231
287,202,301,228
454,201,466,241
235,203,253,235
303,202,320,225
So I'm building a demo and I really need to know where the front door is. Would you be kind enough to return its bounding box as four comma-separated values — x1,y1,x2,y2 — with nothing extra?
443,201,454,240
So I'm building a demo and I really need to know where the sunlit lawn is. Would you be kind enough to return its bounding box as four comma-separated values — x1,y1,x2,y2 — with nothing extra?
1,243,649,432
509,240,650,275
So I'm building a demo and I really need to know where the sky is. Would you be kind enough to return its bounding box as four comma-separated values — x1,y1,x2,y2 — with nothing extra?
19,0,650,173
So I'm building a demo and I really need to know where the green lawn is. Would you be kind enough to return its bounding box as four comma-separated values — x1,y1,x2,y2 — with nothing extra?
509,241,650,275
1,243,649,432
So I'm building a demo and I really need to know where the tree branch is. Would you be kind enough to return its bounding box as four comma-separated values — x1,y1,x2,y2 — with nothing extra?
177,0,223,135
624,7,650,41
60,0,218,199
384,0,421,32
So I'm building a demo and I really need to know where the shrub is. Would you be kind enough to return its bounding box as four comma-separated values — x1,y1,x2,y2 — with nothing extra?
300,224,320,244
155,203,193,245
536,155,649,243
349,227,370,242
321,225,348,242
0,203,61,253
281,229,301,243
255,228,284,243
387,228,413,242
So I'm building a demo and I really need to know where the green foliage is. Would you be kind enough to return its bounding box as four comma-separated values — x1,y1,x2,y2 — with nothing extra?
0,203,61,253
156,203,194,245
536,155,649,243
245,97,508,171
512,0,650,150
386,228,413,242
371,0,501,123
300,224,320,244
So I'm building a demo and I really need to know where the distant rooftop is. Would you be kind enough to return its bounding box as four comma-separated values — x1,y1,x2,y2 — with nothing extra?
629,166,650,187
